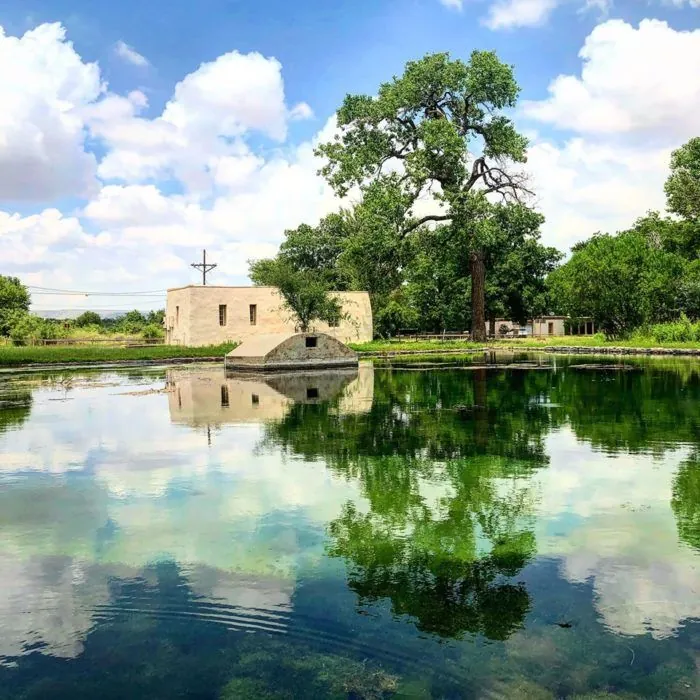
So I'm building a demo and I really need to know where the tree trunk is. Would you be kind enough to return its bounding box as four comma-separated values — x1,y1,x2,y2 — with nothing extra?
488,317,496,338
471,250,486,342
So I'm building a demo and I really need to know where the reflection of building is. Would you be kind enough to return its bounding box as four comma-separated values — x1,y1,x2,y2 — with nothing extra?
164,285,372,346
167,362,374,426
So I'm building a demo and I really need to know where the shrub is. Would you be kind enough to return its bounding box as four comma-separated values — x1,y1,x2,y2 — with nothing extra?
142,324,164,340
8,313,57,345
632,315,700,344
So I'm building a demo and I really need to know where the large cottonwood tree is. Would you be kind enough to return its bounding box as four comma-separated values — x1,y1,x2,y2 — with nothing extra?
316,51,532,340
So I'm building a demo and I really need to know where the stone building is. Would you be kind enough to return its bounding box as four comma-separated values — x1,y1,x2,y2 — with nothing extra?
164,285,372,346
487,315,596,338
225,332,358,371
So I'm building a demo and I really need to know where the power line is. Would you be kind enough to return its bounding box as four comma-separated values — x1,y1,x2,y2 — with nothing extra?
191,249,217,286
29,292,165,297
27,286,167,296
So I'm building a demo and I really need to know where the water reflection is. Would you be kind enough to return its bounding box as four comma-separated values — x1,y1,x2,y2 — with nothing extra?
166,363,374,426
1,356,700,697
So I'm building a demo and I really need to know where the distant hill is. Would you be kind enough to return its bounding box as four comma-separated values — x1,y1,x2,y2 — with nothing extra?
33,309,136,320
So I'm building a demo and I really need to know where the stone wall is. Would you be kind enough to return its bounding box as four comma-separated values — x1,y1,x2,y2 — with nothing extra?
165,286,373,347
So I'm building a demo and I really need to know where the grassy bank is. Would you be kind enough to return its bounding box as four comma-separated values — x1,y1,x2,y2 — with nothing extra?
349,334,700,354
0,343,236,367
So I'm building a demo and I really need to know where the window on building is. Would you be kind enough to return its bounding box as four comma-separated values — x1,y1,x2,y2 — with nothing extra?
221,385,229,408
251,394,259,405
249,304,257,326
176,306,179,325
548,322,554,336
305,336,317,348
328,317,339,328
586,321,594,335
219,304,227,326
307,387,319,400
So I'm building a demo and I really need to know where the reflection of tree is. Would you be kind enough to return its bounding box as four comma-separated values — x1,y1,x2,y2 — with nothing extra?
672,453,700,551
549,363,700,454
0,385,32,434
264,368,556,640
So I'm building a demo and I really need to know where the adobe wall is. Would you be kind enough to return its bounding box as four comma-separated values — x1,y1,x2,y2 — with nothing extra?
165,286,372,347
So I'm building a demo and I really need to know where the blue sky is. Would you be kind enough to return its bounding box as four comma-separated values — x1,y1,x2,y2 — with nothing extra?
0,0,698,310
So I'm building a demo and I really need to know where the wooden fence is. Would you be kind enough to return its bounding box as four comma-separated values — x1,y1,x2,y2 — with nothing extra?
23,337,166,347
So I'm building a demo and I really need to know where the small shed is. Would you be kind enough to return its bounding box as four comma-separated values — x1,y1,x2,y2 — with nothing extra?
225,332,359,372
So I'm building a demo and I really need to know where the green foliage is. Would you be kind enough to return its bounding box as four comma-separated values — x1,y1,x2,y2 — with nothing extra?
316,51,534,337
0,275,30,336
7,312,62,345
277,214,351,290
74,311,102,327
146,309,165,326
250,257,343,332
548,231,686,338
665,137,700,222
631,315,700,344
142,323,165,339
317,51,527,202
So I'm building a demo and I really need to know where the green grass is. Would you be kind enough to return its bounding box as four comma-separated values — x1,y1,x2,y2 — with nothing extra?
0,343,236,367
350,333,700,354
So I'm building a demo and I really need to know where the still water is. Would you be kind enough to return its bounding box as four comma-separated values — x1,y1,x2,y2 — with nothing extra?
0,354,699,698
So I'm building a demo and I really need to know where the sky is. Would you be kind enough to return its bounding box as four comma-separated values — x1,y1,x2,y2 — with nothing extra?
0,0,699,312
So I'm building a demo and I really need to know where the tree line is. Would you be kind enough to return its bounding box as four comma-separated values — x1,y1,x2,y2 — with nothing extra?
251,52,700,341
0,283,164,344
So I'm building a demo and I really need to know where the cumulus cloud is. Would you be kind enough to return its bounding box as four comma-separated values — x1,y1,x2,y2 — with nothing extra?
483,0,559,30
447,0,693,31
522,20,700,143
521,18,700,249
0,23,101,201
114,40,149,67
1,17,699,304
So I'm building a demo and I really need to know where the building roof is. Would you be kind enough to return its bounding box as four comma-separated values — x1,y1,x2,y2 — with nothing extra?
226,333,293,359
166,285,369,295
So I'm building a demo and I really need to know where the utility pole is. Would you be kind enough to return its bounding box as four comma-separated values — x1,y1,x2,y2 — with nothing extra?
191,249,217,286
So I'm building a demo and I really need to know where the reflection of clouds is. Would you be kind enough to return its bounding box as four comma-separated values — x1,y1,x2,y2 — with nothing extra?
535,428,700,639
0,554,110,661
0,370,366,574
0,555,294,666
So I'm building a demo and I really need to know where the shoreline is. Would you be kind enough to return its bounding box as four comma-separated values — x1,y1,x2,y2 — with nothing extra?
3,344,700,371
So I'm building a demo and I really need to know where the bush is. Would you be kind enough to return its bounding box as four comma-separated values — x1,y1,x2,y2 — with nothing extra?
142,324,164,340
632,315,700,344
74,311,102,328
8,313,58,345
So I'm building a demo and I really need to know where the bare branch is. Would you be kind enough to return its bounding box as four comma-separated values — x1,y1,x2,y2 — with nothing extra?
401,213,453,238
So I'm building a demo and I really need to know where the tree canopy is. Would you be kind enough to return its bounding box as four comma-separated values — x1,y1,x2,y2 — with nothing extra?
315,51,533,340
250,257,343,332
665,137,700,223
0,276,30,336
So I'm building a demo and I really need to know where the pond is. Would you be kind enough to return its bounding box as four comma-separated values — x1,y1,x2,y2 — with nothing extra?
0,354,699,699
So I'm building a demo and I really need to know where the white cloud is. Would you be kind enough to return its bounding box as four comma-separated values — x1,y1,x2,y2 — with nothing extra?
447,0,694,31
2,17,699,302
522,20,700,142
483,0,559,30
521,18,700,250
114,40,149,67
0,22,101,201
